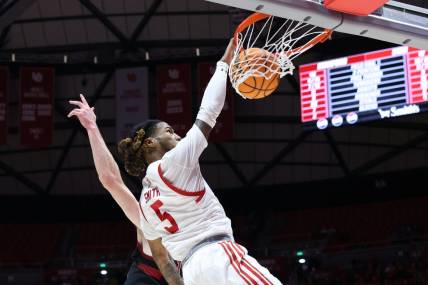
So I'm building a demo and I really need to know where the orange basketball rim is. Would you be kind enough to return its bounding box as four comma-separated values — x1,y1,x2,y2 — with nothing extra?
229,12,333,99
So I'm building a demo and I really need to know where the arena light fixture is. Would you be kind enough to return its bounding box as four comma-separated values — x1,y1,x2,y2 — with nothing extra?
100,269,108,276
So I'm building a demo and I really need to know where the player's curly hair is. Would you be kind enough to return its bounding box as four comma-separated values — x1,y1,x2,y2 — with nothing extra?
117,120,161,177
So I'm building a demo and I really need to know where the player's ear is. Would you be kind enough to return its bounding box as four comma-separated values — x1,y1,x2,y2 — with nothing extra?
143,137,159,153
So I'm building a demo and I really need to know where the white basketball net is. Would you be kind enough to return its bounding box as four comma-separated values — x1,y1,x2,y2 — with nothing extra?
230,16,330,98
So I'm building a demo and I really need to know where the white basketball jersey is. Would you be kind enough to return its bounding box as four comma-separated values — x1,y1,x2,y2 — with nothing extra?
139,125,233,261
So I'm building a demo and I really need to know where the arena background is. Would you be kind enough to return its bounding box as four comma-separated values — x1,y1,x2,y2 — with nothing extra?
0,0,427,284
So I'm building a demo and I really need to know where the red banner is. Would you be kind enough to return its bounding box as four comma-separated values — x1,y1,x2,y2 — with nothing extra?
0,67,8,145
156,64,192,137
20,67,54,147
198,62,234,141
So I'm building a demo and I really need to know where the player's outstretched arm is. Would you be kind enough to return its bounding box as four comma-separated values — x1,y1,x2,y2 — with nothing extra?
148,238,184,285
195,38,235,139
68,94,141,229
161,39,236,170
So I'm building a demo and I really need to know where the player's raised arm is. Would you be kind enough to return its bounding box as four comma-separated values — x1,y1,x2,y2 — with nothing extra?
160,39,235,171
68,94,141,229
195,38,235,138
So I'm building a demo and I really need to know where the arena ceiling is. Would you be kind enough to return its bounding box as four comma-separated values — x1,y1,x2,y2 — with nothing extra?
0,0,428,197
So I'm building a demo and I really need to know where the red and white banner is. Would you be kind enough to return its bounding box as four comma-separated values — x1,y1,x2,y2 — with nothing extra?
20,67,54,147
156,64,192,136
116,67,149,141
0,67,8,145
198,62,234,141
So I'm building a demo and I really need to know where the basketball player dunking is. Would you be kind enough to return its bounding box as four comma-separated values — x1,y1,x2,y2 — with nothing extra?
68,39,282,285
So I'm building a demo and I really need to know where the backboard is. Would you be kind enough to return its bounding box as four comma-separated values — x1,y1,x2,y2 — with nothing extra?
205,0,428,50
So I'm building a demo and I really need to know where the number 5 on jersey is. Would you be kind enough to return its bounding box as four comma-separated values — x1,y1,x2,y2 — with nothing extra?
151,200,179,234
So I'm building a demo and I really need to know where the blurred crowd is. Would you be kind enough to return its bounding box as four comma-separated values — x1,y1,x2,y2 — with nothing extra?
298,246,428,285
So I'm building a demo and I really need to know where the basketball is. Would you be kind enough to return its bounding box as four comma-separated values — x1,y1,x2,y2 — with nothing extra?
234,48,280,99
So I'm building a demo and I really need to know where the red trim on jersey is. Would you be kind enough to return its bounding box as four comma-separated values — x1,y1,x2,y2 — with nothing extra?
139,202,149,222
231,243,274,285
226,242,262,285
158,164,205,202
220,242,254,285
136,262,163,280
241,258,272,285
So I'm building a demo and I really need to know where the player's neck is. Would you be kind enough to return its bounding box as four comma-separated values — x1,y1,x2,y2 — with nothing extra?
145,150,166,165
